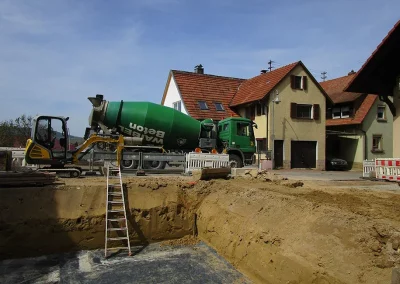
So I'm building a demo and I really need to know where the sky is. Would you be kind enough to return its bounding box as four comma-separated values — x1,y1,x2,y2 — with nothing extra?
0,0,399,136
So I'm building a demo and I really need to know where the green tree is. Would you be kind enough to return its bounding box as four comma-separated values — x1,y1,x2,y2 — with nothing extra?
0,115,33,147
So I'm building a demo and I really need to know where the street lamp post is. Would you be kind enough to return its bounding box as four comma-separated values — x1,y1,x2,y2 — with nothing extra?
271,90,280,169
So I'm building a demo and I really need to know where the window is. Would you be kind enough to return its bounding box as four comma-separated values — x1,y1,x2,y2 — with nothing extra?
332,107,341,119
214,102,224,111
173,101,181,112
296,104,312,119
290,103,320,120
290,75,307,90
256,104,266,116
332,105,352,119
223,124,229,131
245,106,255,120
372,135,383,152
198,101,208,110
377,105,386,121
341,106,350,118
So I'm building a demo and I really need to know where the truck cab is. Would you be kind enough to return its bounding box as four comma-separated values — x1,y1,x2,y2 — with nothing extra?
217,117,256,167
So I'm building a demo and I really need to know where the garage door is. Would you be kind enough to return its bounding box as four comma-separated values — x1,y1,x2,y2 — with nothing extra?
291,141,317,168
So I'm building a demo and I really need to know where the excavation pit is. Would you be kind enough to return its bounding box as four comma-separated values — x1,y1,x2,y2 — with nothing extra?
1,175,400,283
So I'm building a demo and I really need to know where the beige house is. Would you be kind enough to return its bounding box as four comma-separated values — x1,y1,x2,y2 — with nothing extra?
321,73,393,169
230,61,330,169
345,20,400,157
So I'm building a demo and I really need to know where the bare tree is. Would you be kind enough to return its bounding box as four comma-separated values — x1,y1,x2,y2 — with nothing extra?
0,115,33,147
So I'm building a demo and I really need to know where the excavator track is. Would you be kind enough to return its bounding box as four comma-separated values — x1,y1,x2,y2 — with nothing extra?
38,167,82,178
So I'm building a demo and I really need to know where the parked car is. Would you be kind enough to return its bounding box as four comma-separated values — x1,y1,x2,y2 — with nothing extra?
326,157,348,171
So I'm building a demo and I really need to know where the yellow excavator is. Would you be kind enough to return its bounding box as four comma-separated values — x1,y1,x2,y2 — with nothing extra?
24,115,141,177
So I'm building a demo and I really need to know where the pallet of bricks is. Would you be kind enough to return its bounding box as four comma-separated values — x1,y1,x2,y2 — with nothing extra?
0,150,56,186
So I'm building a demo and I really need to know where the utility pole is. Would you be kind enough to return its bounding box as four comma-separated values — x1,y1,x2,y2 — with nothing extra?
268,60,274,72
321,71,327,81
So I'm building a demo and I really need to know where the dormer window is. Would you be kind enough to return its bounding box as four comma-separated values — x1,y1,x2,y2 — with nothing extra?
198,101,208,110
341,106,350,118
214,102,225,111
332,105,351,119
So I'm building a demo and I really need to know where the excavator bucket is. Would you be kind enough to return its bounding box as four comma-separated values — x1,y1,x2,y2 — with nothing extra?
199,167,231,180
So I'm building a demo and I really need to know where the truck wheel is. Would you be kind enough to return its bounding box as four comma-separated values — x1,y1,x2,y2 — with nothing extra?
121,149,138,169
143,161,166,170
229,154,243,168
121,159,138,169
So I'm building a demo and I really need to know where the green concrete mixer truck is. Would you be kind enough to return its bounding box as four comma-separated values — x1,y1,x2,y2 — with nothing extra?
87,94,257,169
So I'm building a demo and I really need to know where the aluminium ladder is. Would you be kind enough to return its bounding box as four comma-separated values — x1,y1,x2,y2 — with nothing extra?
105,162,131,257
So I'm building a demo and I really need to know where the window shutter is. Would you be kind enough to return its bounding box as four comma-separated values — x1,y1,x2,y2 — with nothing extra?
290,103,297,118
302,76,307,90
290,75,295,89
313,104,320,120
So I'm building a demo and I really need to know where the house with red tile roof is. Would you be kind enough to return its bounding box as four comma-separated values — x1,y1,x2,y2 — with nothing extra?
345,20,400,158
161,65,244,121
230,61,330,170
321,72,393,169
162,62,330,170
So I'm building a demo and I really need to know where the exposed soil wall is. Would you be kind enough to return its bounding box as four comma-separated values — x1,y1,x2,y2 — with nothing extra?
0,177,194,259
1,173,400,284
192,176,400,284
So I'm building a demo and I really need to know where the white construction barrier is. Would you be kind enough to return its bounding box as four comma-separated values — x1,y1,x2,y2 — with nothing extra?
362,160,375,177
185,152,230,173
375,158,400,181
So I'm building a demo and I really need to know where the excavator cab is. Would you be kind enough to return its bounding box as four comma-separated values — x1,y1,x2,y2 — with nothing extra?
25,116,69,165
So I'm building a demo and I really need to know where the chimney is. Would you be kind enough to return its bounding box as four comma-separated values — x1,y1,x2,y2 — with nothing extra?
348,70,356,75
194,64,204,74
260,69,267,74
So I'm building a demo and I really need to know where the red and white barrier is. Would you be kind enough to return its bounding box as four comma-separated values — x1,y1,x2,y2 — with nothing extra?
375,158,400,181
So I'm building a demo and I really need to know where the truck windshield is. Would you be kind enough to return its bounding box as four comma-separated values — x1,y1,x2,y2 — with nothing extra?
237,122,252,136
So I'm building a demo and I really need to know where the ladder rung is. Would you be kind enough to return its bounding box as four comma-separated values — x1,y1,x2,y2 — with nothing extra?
107,237,128,241
108,201,124,204
108,209,125,213
107,227,127,231
108,193,123,196
106,247,129,250
108,184,121,187
108,218,125,221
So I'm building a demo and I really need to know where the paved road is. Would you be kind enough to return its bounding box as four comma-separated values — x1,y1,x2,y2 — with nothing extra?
0,243,250,284
271,169,364,181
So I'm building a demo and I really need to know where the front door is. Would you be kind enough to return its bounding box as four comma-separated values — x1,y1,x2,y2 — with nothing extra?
274,140,284,168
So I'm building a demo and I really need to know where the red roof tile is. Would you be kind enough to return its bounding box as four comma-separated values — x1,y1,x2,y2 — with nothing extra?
230,62,299,107
163,71,245,120
326,94,377,126
320,74,363,104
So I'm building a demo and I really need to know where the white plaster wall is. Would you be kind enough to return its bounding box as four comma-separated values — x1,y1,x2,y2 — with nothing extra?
162,77,188,115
